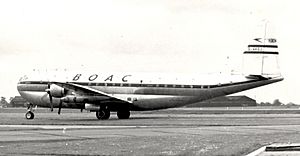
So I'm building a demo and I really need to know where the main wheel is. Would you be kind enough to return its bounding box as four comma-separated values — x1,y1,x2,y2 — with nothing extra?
96,109,110,120
25,111,34,120
117,110,130,119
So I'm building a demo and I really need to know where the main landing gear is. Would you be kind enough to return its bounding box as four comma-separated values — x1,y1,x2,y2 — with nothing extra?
117,105,130,119
95,105,131,120
95,106,110,120
25,103,35,120
117,110,130,119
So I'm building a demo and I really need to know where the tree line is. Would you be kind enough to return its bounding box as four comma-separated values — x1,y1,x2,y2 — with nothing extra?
0,96,298,108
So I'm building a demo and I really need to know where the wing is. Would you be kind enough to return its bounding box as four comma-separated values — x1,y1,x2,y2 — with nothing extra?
52,82,132,104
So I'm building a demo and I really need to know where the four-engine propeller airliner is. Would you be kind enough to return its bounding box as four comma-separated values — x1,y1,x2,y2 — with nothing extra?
17,38,283,120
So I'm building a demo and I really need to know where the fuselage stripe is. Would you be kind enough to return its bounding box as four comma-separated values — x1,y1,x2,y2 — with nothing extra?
243,51,279,55
248,45,278,48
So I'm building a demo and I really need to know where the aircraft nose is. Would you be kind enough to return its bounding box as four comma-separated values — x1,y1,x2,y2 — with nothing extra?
17,83,25,93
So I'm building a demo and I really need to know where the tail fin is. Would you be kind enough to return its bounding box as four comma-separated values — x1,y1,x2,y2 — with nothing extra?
243,38,281,79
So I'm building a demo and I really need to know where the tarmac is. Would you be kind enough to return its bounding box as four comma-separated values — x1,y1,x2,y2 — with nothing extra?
1,107,300,155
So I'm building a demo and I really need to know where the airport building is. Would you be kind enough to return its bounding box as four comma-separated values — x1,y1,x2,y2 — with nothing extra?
9,96,29,107
186,96,257,107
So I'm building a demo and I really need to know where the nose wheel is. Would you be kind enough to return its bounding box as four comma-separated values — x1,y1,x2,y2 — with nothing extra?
25,103,35,120
25,111,34,119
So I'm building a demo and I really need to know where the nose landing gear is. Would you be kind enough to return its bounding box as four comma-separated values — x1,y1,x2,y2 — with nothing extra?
25,111,34,119
25,103,35,120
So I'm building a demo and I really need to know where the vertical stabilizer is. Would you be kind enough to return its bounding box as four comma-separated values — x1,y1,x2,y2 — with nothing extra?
243,38,281,78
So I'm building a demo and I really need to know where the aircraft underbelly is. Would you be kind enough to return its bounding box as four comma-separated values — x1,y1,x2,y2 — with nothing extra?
127,95,201,110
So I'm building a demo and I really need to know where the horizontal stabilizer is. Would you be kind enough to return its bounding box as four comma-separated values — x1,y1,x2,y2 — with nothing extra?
245,74,270,80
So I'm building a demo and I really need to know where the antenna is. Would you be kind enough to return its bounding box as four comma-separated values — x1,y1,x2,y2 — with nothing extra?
262,19,269,75
263,20,269,45
225,56,231,74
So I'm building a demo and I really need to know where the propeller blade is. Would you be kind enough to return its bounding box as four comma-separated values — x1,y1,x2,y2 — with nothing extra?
49,93,53,103
49,96,53,112
47,83,53,112
58,100,62,115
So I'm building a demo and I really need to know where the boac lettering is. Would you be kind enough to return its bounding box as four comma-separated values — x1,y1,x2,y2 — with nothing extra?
73,74,82,81
122,75,131,82
104,75,114,81
88,74,98,81
73,74,133,82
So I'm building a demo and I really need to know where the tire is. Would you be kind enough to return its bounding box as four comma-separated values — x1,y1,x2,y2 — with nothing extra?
96,109,110,120
117,110,130,119
25,111,34,120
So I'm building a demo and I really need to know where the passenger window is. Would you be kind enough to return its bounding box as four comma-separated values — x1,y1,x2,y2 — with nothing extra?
159,84,164,87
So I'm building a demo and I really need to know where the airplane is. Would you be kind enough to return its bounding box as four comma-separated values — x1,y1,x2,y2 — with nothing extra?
17,38,283,120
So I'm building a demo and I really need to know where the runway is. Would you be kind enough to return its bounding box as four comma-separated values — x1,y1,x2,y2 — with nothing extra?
1,108,300,155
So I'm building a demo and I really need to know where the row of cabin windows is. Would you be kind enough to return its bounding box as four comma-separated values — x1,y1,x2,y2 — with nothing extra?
86,82,211,89
19,81,213,89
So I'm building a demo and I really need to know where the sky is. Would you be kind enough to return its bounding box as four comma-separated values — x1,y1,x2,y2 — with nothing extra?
0,0,299,104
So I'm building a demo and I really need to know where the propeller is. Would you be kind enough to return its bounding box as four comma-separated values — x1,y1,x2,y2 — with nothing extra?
58,100,62,115
45,83,65,114
46,83,53,112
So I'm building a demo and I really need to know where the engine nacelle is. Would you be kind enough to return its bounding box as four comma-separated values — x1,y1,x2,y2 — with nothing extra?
61,96,88,103
48,84,65,98
61,96,109,103
85,103,100,111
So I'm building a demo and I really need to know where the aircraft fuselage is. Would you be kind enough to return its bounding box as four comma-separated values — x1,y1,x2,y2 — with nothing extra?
17,72,283,111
